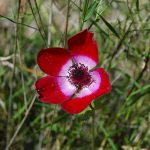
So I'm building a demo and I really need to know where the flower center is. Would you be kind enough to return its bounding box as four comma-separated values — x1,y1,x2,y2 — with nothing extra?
67,63,93,88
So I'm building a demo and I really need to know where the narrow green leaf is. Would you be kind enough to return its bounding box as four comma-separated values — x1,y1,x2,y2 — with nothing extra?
84,1,98,21
82,0,90,19
80,0,90,30
136,0,139,11
37,113,69,132
93,21,108,37
100,123,118,150
100,15,120,38
95,0,107,20
127,84,150,102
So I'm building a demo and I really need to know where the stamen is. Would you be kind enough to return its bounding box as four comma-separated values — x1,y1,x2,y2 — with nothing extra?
67,63,94,88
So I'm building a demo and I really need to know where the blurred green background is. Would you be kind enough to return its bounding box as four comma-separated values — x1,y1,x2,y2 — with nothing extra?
0,0,150,149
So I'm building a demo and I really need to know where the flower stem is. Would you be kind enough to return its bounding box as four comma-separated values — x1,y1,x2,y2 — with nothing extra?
90,103,95,150
92,109,95,150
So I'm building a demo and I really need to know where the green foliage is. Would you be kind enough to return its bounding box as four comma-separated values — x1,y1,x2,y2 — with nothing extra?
83,1,98,22
0,0,150,150
77,110,94,121
99,15,120,38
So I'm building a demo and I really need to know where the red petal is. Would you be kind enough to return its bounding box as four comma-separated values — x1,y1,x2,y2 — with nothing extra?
61,68,111,114
35,76,70,104
94,68,111,97
68,29,98,64
61,95,95,114
37,48,71,76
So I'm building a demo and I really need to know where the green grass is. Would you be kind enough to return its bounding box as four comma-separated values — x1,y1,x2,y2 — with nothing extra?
0,0,150,149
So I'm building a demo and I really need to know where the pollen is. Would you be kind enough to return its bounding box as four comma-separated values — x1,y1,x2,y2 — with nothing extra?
67,63,93,88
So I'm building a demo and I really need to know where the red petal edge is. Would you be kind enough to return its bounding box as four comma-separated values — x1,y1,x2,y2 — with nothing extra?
68,29,98,64
94,68,112,97
35,76,69,104
61,95,95,114
61,68,111,114
37,48,71,76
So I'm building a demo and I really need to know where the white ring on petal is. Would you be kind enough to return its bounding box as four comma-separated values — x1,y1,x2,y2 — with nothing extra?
58,59,76,96
59,59,73,76
76,71,101,98
57,77,76,96
73,55,97,70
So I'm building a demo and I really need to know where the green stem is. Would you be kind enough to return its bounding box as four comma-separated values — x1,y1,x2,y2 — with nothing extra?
80,0,89,30
92,109,95,150
90,103,95,150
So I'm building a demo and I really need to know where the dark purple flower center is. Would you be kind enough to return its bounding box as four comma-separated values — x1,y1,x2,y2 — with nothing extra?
67,63,93,88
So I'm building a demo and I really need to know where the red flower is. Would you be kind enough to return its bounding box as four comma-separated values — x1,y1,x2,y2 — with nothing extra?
35,29,111,114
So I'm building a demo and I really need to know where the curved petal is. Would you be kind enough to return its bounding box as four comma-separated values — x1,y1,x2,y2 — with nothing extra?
35,76,71,104
37,48,71,76
94,68,111,97
76,68,111,98
73,55,97,70
61,95,95,114
68,29,98,65
61,68,111,114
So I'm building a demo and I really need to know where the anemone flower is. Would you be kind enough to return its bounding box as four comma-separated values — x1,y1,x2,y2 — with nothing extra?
35,29,111,114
